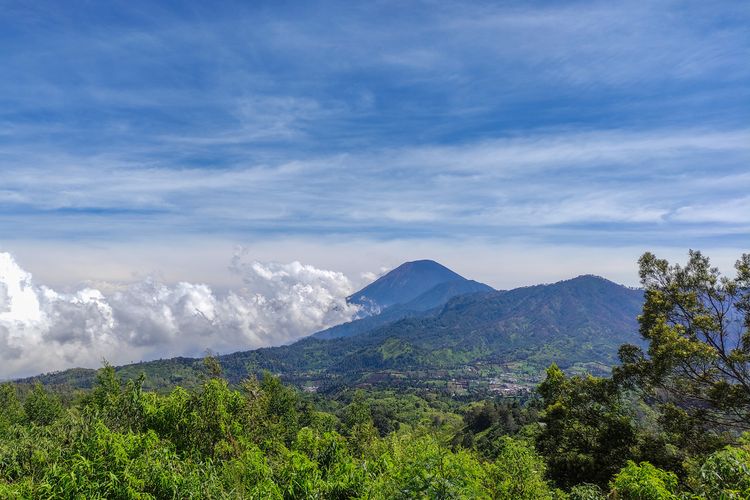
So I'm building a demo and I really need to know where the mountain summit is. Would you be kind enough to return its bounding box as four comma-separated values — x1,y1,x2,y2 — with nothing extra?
348,259,478,312
316,260,493,340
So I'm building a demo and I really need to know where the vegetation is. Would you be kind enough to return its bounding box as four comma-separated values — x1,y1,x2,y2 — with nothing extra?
1,362,749,498
3,251,750,498
0,367,556,499
23,275,644,398
619,250,750,429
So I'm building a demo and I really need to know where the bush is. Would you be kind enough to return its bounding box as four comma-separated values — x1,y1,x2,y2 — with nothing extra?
0,384,25,432
23,383,63,426
569,483,606,500
485,436,553,500
610,461,678,499
691,446,750,499
365,432,489,499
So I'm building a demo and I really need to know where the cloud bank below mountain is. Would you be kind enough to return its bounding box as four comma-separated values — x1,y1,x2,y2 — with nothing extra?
0,251,359,379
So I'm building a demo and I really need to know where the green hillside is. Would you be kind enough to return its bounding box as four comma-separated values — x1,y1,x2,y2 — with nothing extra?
234,274,643,394
23,275,643,397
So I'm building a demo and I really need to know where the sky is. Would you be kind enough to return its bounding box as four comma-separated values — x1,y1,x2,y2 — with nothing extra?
0,0,749,377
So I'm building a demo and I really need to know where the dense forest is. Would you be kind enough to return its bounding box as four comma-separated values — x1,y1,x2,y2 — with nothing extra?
2,251,750,499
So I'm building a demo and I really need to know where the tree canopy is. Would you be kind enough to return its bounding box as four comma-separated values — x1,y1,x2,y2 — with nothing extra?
618,250,750,429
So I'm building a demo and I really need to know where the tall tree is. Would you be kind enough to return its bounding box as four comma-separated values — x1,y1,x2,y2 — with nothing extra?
617,250,750,429
0,383,24,429
537,365,637,488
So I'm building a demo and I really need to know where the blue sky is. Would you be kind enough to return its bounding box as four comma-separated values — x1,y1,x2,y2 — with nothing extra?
1,0,749,288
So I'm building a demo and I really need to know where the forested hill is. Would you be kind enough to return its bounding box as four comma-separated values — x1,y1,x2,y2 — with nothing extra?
23,274,644,395
314,278,494,340
232,274,644,392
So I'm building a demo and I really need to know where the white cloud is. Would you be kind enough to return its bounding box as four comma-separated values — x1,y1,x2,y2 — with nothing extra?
672,196,750,224
2,127,748,238
0,250,360,379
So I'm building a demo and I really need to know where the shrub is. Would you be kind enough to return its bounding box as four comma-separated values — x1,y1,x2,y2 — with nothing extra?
485,436,553,500
691,446,750,499
610,461,678,500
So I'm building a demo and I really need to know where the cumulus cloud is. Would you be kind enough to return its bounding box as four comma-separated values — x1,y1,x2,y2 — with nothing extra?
0,251,360,379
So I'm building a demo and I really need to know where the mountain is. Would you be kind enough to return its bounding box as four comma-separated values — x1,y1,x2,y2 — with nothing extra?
315,278,494,340
23,274,644,397
233,275,644,392
400,279,495,311
348,259,472,312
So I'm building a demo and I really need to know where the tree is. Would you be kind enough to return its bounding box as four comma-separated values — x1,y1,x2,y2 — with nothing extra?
342,390,378,457
88,362,147,432
90,361,121,410
617,251,750,429
609,461,678,500
689,444,750,498
365,433,489,499
203,351,224,379
537,364,638,488
484,436,554,500
23,382,63,426
260,372,301,446
0,383,25,429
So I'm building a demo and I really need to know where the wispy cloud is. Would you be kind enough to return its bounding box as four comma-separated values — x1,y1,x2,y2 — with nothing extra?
1,127,748,246
0,0,747,296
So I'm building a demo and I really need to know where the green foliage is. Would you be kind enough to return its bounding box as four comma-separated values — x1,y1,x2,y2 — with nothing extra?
220,445,282,498
260,372,303,446
537,365,638,488
0,383,25,432
6,362,750,498
364,432,489,499
609,461,678,500
689,445,750,499
568,484,606,500
23,382,63,426
618,251,750,429
0,366,504,497
203,352,224,379
455,398,540,457
484,436,554,500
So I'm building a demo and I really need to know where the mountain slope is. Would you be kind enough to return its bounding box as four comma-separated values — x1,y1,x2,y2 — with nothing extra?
23,275,644,396
348,259,469,312
315,279,494,340
237,275,643,384
401,279,495,311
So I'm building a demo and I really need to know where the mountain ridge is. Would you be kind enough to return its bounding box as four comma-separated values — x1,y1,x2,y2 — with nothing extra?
317,278,494,340
19,271,644,397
